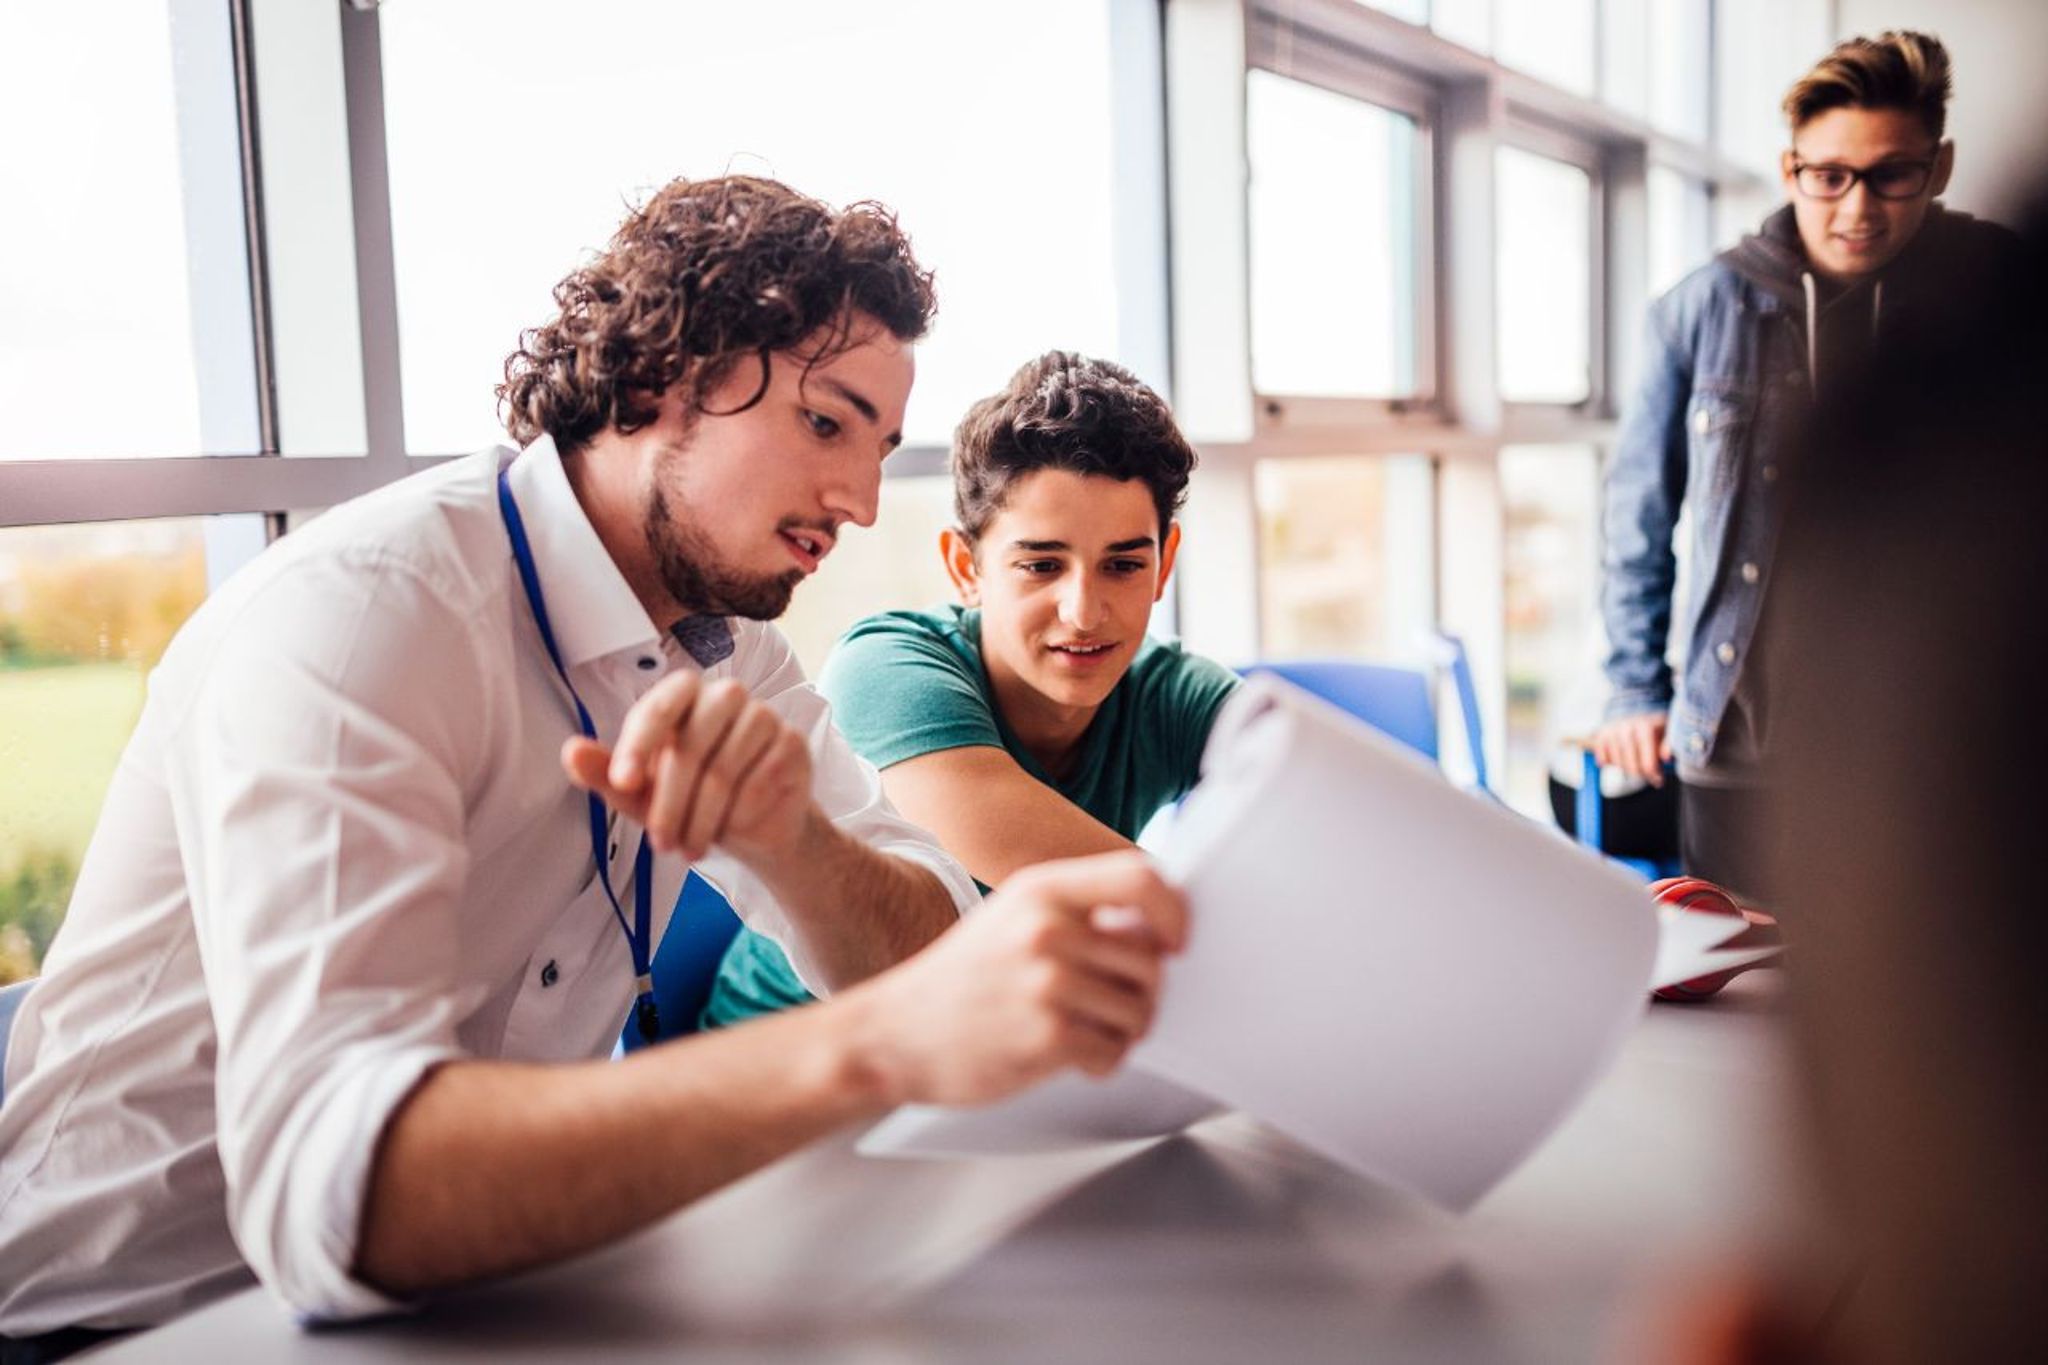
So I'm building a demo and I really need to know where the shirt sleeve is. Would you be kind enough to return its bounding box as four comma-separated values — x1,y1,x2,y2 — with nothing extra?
816,613,1005,770
690,622,980,994
1135,641,1244,798
1601,288,1695,718
166,552,487,1323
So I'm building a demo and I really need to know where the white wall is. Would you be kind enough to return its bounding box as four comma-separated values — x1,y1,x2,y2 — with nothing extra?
1835,0,2048,221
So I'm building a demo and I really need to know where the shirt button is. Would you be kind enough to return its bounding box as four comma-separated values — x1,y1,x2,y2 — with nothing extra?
1693,408,1712,435
637,656,658,671
1689,733,1707,753
540,960,559,988
1740,562,1760,584
1716,642,1737,665
1761,464,1780,484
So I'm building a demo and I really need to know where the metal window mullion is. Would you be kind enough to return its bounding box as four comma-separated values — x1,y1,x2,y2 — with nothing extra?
228,0,280,457
337,0,407,478
0,458,403,529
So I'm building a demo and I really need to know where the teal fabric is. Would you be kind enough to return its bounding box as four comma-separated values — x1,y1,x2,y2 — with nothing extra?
700,605,1239,1029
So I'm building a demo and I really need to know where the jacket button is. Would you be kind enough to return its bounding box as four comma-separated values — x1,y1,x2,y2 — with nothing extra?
1761,464,1780,484
540,960,560,988
1693,409,1712,435
1716,642,1737,665
1740,562,1760,584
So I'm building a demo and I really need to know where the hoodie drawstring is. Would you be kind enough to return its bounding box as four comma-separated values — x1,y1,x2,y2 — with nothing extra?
1801,271,1819,397
1872,279,1884,339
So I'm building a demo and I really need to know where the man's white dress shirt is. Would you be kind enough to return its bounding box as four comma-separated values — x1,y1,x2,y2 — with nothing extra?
0,437,975,1333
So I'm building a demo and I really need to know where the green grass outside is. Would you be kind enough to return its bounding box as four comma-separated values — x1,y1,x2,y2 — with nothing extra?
0,662,147,877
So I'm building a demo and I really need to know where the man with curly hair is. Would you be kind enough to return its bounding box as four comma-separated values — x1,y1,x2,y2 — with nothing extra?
702,351,1239,1027
0,179,1185,1355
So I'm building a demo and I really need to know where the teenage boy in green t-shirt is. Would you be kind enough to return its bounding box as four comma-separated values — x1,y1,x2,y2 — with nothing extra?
705,351,1239,1026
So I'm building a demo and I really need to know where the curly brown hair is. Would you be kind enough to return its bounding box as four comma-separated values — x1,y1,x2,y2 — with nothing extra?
951,351,1196,544
499,176,936,452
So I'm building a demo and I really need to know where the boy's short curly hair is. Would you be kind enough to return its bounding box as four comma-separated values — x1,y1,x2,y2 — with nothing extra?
950,352,1196,543
498,176,936,452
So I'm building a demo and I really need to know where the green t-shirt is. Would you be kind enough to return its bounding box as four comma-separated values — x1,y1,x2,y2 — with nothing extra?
701,604,1240,1029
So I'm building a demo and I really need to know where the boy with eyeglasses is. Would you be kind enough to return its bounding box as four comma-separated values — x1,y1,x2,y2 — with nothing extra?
1591,30,2018,899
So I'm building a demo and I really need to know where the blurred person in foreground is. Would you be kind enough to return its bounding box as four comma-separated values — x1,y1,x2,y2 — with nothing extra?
1592,30,2019,900
1639,188,2048,1363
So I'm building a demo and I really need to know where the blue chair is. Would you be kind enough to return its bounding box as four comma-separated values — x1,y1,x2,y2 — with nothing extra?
1572,749,1683,881
1239,659,1440,760
1240,633,1493,794
620,872,743,1052
0,977,33,1110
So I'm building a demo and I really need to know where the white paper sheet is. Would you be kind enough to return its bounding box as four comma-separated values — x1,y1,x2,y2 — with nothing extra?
860,678,1658,1212
1650,902,1782,990
859,1067,1224,1159
1123,678,1657,1211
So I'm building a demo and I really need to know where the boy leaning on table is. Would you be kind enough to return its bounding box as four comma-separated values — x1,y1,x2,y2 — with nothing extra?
704,350,1242,1027
0,177,1186,1363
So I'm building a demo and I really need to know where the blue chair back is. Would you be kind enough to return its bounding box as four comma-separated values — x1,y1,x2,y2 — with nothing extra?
1436,634,1491,793
622,872,743,1052
1574,749,1682,881
0,977,33,1110
1238,659,1439,761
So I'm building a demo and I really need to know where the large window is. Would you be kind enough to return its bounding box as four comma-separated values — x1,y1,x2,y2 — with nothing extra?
1246,71,1423,400
1495,146,1594,405
1255,455,1435,662
1649,166,1714,297
0,2,259,460
0,519,262,978
1500,445,1601,816
1496,0,1595,97
378,0,1140,455
2,0,1809,969
776,476,959,679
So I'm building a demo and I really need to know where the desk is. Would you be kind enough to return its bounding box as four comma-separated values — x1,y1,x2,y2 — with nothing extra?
97,977,1797,1364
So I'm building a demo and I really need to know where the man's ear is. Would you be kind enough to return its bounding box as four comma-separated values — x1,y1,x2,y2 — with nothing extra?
940,526,981,606
1154,522,1183,603
1779,147,1801,198
1930,139,1956,198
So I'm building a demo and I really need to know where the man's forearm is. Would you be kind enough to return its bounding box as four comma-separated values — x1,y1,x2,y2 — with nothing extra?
354,990,900,1298
750,811,958,990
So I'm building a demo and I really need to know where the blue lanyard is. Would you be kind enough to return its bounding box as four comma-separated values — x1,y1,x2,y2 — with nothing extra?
497,467,661,1043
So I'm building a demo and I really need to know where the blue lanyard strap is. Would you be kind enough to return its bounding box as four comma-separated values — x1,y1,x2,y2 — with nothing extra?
497,467,661,1043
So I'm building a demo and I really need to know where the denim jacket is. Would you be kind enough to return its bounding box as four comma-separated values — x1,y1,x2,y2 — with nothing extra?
1600,203,2016,774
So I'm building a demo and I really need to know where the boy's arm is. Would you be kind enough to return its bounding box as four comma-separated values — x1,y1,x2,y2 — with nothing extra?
880,745,1133,886
1600,297,1695,722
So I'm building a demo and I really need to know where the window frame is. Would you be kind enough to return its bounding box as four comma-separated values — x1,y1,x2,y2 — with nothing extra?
1243,22,1443,430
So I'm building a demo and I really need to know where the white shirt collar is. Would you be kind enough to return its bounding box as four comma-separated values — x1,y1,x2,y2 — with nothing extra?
500,433,664,669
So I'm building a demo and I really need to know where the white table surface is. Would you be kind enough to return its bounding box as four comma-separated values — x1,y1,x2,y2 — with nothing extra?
94,976,1798,1364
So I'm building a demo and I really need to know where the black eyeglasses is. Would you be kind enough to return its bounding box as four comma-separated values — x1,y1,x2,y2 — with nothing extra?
1791,158,1936,201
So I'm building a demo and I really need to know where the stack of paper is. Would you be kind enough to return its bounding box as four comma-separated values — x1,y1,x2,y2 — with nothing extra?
864,677,1673,1210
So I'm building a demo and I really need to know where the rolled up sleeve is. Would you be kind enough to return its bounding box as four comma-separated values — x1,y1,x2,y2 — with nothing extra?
169,554,485,1321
